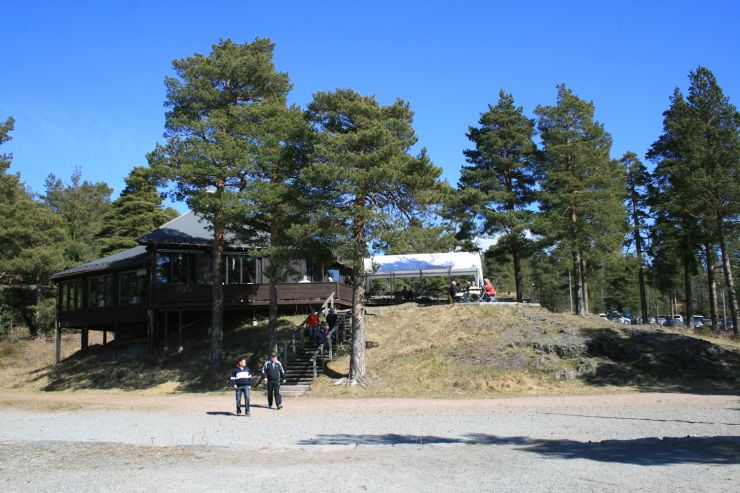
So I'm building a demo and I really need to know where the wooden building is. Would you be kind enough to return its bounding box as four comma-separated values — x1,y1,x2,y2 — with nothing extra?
51,212,352,360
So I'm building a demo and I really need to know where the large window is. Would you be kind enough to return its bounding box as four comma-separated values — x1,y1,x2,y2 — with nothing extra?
119,270,148,305
87,276,113,308
156,251,208,285
224,254,256,284
59,280,83,311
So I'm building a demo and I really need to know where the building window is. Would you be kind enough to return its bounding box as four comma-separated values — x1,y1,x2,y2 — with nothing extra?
87,276,113,309
224,254,255,284
156,251,208,285
59,280,84,311
119,271,148,305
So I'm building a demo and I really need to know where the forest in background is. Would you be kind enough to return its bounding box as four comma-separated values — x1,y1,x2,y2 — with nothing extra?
1,39,737,351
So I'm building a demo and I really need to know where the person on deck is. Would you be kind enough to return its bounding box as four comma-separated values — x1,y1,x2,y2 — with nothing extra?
262,353,285,410
482,278,497,302
230,358,252,416
448,281,459,304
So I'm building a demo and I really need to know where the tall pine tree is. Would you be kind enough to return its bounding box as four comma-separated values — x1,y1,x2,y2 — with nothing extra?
648,67,739,334
305,89,443,383
0,117,66,337
459,90,537,302
149,38,293,373
535,85,627,315
621,151,650,322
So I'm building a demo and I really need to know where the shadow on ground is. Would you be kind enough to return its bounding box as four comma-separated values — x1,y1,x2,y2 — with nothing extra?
297,433,740,465
39,317,300,393
582,327,740,392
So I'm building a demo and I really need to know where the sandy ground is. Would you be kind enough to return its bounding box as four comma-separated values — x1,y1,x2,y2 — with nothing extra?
0,391,738,492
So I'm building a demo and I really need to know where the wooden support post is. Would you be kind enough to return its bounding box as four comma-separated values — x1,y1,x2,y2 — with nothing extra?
55,323,62,364
163,311,169,352
283,344,288,367
147,309,155,351
178,310,183,351
81,325,89,353
114,322,119,361
103,330,107,346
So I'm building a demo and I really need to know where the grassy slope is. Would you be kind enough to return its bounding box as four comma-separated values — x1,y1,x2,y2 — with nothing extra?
312,303,740,397
1,304,738,397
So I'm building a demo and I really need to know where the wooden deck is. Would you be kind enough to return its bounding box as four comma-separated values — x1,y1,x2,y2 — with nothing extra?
150,282,352,308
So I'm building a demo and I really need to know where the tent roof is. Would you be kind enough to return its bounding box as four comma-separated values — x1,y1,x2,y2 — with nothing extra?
364,252,483,279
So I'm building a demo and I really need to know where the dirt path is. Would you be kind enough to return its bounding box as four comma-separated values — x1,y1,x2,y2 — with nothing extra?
0,391,738,492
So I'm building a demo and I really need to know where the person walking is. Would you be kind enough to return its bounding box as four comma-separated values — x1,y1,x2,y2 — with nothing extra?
262,352,285,410
230,358,252,416
305,311,320,343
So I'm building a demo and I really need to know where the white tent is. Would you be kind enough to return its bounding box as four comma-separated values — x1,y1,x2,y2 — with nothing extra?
364,252,484,287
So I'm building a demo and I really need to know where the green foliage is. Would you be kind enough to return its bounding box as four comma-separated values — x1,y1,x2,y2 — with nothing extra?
0,116,67,336
534,85,627,314
42,166,112,265
305,88,444,380
148,37,296,369
459,91,538,301
305,89,444,271
97,166,178,256
647,66,739,331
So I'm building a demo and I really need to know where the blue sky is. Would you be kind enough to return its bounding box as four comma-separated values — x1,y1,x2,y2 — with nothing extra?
2,1,738,212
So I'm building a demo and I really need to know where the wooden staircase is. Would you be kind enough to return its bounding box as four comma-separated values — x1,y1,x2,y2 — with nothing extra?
278,310,352,395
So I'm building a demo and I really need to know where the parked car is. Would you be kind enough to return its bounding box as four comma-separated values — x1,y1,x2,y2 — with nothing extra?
691,315,705,328
647,317,657,324
657,316,667,326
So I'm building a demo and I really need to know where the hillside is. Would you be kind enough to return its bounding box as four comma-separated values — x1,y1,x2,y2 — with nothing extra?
312,303,740,397
1,304,738,397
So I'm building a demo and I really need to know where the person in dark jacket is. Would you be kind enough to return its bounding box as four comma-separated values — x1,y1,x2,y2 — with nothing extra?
262,353,285,410
230,358,252,416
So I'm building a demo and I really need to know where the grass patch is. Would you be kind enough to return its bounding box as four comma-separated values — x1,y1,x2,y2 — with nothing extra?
312,303,740,398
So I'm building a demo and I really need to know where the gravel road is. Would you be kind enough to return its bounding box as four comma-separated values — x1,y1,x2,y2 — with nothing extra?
0,392,738,492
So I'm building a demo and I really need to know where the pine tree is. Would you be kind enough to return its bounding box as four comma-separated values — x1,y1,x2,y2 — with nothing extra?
233,101,313,355
97,166,178,256
648,67,739,334
42,166,112,265
459,90,537,302
621,152,651,322
0,117,66,337
148,38,293,373
535,85,627,315
305,90,443,383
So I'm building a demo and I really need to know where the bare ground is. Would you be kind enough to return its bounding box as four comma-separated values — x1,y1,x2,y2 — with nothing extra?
0,391,738,492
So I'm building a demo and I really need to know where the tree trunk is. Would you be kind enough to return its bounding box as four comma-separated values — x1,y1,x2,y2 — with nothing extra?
705,243,719,332
349,214,367,383
511,235,523,302
267,204,279,355
580,256,590,315
682,240,693,329
573,248,585,316
716,217,739,336
32,273,43,338
630,170,649,323
210,210,225,377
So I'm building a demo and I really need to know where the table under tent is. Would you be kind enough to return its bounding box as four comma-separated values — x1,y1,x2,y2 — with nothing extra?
363,252,484,304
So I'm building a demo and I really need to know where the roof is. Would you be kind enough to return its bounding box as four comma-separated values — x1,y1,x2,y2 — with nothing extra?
364,252,484,281
51,246,148,280
138,211,261,248
138,211,216,247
